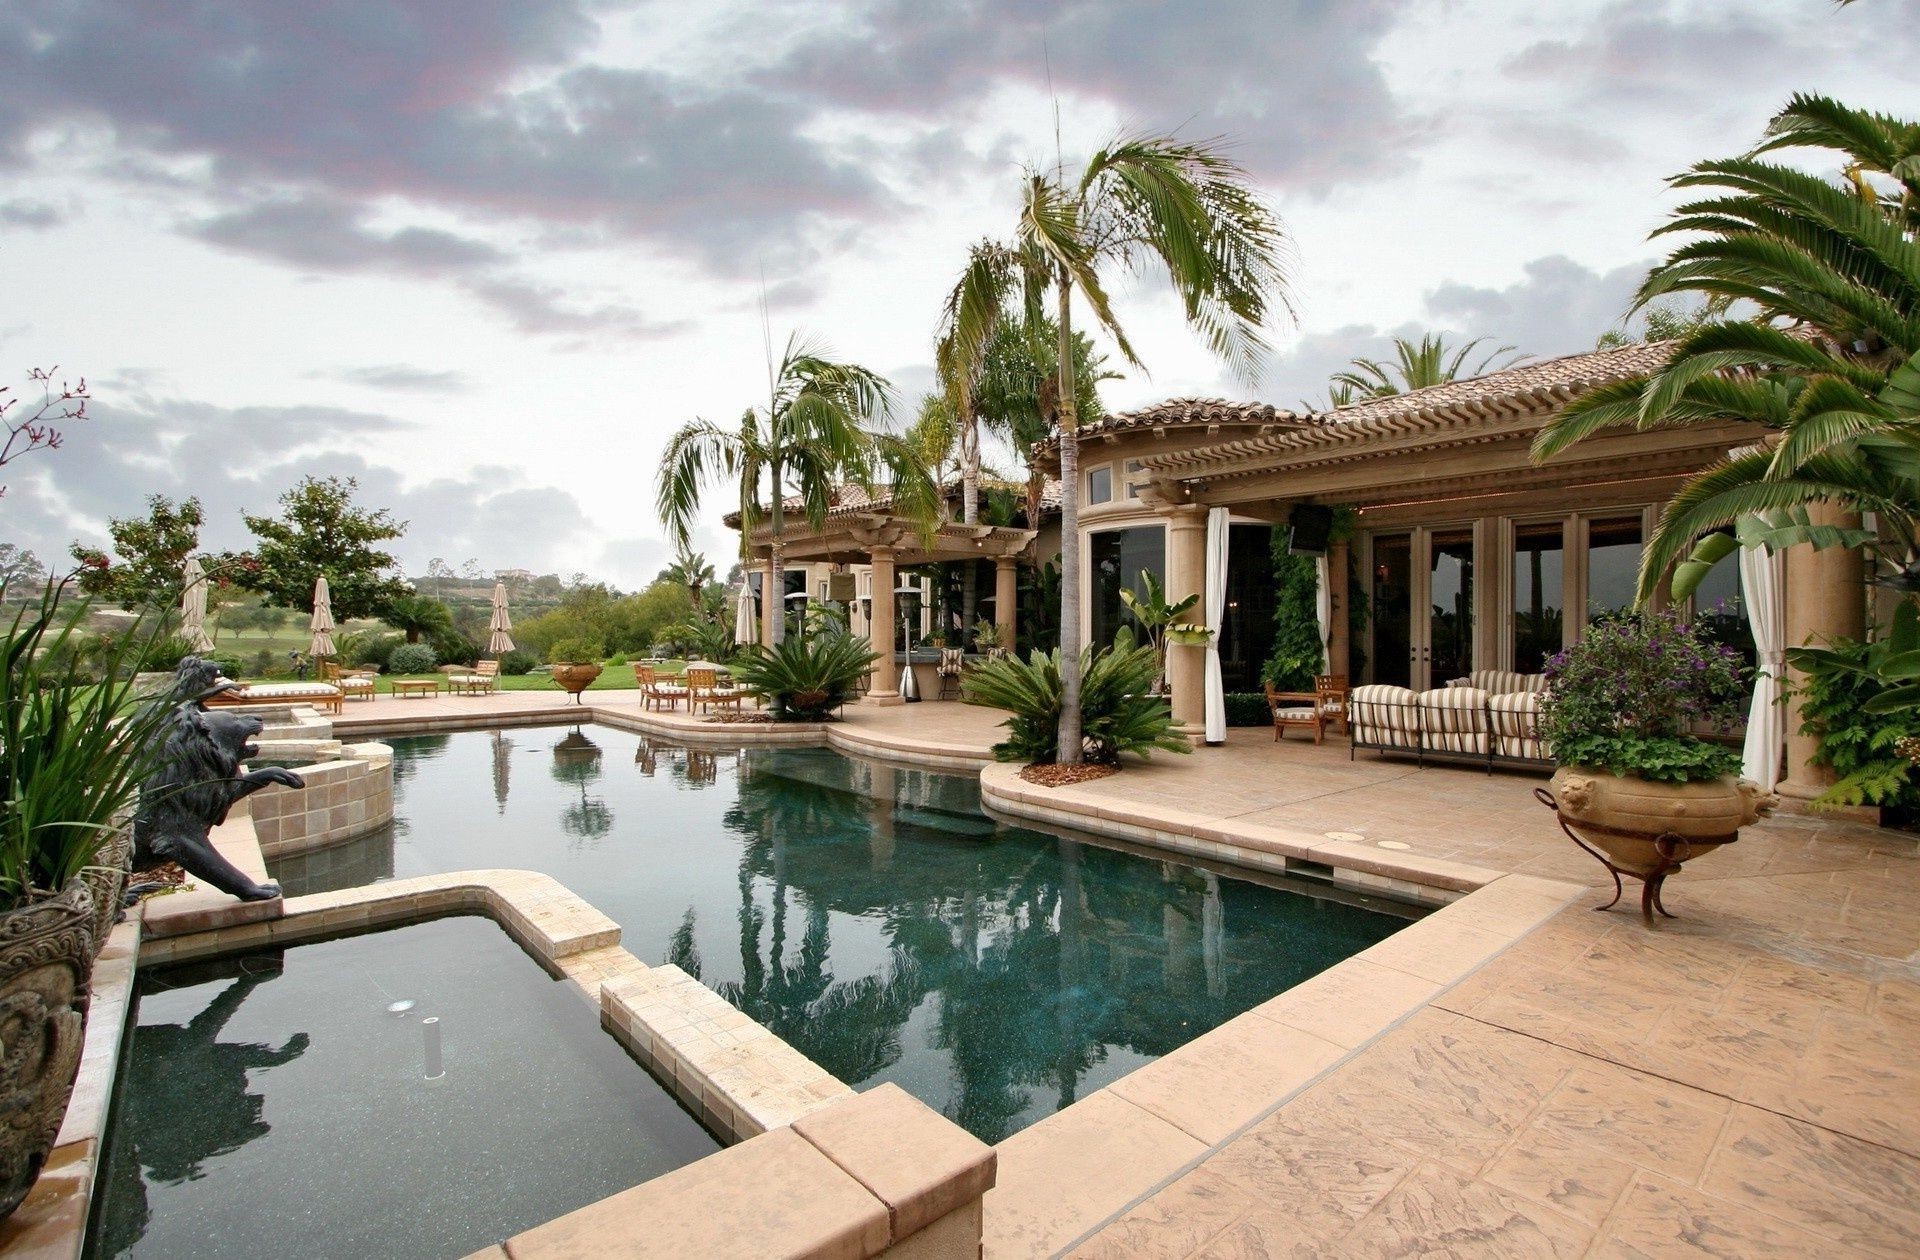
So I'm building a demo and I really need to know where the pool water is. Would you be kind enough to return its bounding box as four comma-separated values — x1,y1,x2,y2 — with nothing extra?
271,728,1416,1142
90,916,718,1260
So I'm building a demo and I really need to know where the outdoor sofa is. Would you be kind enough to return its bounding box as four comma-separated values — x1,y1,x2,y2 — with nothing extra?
1348,670,1549,771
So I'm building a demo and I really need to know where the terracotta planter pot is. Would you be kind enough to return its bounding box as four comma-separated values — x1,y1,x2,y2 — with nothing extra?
0,881,94,1220
1549,766,1775,878
550,664,602,701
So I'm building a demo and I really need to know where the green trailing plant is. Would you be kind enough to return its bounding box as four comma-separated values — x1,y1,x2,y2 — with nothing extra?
1,579,174,911
1538,608,1749,783
728,634,879,721
962,627,1191,765
546,637,603,666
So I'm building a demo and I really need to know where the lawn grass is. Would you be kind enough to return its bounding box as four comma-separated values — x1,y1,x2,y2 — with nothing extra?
365,662,682,695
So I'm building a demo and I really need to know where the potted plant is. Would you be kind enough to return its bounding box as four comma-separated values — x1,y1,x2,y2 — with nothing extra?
0,579,168,1218
1119,572,1198,696
970,618,1004,656
1540,608,1774,886
546,638,604,701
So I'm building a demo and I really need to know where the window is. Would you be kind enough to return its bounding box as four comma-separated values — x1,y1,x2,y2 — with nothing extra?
1512,521,1564,673
1087,465,1113,505
1090,526,1165,647
1585,516,1643,623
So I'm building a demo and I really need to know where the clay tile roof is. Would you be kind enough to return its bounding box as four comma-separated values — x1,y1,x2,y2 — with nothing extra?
725,478,1062,530
1039,397,1309,454
1312,340,1673,431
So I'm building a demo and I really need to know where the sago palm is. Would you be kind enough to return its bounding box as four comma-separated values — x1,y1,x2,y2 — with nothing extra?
939,133,1294,762
656,333,940,644
1534,93,1920,601
383,594,454,645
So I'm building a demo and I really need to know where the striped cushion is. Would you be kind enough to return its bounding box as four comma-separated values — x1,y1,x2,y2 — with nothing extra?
1449,670,1546,696
234,683,340,700
1349,685,1420,750
1418,687,1491,754
1489,691,1548,761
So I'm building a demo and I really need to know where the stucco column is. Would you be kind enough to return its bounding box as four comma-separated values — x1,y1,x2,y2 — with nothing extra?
1777,502,1866,805
1328,538,1351,678
866,547,901,704
1163,505,1208,736
760,556,777,646
994,557,1019,652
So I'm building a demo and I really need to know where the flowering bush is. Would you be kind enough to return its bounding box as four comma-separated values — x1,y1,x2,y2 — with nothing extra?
1538,608,1748,783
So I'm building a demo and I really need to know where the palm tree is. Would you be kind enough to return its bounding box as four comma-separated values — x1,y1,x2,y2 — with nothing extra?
656,333,941,645
662,546,716,620
975,314,1112,530
1314,334,1524,410
1534,93,1920,600
382,594,453,645
939,134,1294,761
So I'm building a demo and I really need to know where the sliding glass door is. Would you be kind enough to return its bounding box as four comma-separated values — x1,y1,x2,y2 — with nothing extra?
1368,526,1475,689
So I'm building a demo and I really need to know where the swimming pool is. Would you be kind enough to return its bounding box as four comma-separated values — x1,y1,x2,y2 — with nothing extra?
270,727,1416,1142
89,916,718,1259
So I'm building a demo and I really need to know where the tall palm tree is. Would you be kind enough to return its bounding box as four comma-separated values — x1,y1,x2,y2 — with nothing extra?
662,545,715,619
1534,93,1920,600
940,134,1294,762
1315,334,1523,410
657,333,941,644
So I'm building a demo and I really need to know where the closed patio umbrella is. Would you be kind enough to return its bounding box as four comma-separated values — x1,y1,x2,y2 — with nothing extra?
487,581,515,656
179,556,215,653
308,576,337,658
735,585,758,645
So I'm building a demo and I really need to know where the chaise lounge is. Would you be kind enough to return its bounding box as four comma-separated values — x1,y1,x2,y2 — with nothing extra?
205,680,346,716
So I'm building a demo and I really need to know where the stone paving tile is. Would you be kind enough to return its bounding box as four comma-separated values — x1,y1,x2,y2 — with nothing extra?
1590,1173,1834,1258
1340,1161,1593,1259
1063,1168,1254,1260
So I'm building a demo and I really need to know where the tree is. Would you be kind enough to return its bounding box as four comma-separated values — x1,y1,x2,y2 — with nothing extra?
660,547,716,620
1534,93,1920,600
69,494,204,610
384,594,456,644
1595,300,1718,349
425,557,456,599
0,543,44,587
0,367,87,498
975,314,1110,528
1313,334,1523,410
238,476,411,621
939,133,1294,761
656,332,939,645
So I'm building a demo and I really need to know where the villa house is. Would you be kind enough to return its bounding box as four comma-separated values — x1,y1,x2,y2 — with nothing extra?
732,341,1869,806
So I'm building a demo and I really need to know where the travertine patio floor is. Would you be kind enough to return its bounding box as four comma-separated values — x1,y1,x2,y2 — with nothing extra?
330,692,1920,1256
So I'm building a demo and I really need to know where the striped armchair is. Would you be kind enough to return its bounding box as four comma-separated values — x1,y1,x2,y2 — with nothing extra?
1349,682,1549,772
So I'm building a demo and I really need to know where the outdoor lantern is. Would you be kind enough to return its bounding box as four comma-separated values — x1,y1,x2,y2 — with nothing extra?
895,583,923,702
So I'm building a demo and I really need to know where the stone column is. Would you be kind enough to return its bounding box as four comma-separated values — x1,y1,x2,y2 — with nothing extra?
994,557,1019,652
1327,538,1351,679
866,547,901,704
1163,505,1208,737
1777,502,1866,805
760,556,778,646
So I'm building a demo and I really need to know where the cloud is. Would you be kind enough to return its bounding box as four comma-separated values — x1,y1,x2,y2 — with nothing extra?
0,198,67,229
0,388,596,577
0,1,892,269
309,364,471,393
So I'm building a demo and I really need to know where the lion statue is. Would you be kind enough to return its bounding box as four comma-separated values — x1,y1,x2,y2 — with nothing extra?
131,658,304,902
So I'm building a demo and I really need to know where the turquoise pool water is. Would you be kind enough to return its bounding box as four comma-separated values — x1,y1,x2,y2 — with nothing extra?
271,728,1417,1141
90,916,717,1259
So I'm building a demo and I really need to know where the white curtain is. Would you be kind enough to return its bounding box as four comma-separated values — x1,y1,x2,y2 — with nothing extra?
1204,507,1229,744
1314,553,1332,670
1739,541,1787,791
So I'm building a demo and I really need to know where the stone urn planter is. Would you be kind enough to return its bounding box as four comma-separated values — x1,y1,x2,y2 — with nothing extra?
0,880,95,1219
550,663,602,702
77,820,133,962
1545,767,1776,920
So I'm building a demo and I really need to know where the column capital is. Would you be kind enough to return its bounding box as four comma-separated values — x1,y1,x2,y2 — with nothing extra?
1161,503,1210,529
867,545,896,561
993,555,1019,572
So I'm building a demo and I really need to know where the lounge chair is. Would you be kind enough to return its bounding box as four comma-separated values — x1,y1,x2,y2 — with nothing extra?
634,663,687,712
206,680,345,716
686,665,743,715
449,659,499,696
1265,674,1347,743
321,660,376,702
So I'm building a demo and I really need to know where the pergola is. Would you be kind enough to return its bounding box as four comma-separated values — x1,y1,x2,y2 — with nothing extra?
739,504,1036,703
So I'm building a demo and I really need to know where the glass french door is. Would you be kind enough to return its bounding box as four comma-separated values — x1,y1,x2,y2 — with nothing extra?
1369,527,1475,689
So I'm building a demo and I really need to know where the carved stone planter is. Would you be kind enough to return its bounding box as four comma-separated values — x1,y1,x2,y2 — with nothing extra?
550,663,602,702
0,880,94,1220
1544,767,1776,921
78,822,133,962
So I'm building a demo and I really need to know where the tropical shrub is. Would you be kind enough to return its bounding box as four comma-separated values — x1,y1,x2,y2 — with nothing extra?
665,618,737,664
1789,626,1920,813
387,643,437,675
1,580,174,910
606,651,630,667
546,637,602,665
342,630,403,671
1538,608,1748,783
498,649,537,676
728,633,878,721
963,628,1191,765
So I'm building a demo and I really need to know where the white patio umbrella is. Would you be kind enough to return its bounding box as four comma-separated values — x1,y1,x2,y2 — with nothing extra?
178,556,215,652
308,576,337,658
487,581,516,656
734,586,758,645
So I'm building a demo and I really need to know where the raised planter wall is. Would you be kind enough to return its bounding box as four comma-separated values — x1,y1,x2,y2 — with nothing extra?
246,744,395,857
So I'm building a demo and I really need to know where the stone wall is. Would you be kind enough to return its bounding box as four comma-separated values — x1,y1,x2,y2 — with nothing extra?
246,744,395,857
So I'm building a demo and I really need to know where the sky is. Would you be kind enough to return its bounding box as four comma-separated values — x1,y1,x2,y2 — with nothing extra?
1,0,1913,590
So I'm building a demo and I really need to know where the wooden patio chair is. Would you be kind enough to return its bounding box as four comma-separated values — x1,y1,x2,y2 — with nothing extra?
633,662,687,712
448,659,499,696
1314,674,1350,736
321,660,376,703
687,665,743,715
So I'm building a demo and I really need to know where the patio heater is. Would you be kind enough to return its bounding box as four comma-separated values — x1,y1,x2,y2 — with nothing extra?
895,583,922,702
785,589,811,639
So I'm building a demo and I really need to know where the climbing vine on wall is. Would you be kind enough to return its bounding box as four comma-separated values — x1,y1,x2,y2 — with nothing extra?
1261,508,1360,690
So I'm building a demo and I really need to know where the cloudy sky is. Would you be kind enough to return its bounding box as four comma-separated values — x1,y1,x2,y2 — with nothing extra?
1,0,1911,589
